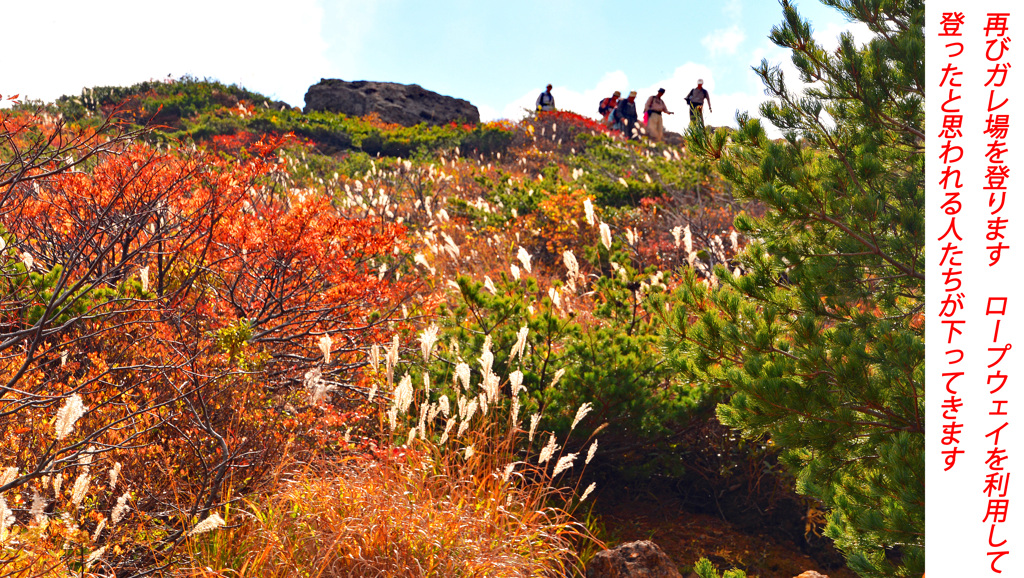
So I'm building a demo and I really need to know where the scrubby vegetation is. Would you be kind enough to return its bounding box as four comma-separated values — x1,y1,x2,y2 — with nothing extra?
2,1,923,576
0,82,752,577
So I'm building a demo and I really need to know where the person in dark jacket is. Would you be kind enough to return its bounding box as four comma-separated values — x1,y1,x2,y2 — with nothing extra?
616,91,639,139
536,84,556,112
599,90,621,126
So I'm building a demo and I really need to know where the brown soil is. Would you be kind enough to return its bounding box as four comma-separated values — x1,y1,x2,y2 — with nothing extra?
591,492,858,578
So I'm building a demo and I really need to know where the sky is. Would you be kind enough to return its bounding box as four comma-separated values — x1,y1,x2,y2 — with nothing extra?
2,0,872,135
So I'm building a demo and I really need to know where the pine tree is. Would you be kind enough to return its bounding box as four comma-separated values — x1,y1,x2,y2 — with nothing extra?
670,1,924,576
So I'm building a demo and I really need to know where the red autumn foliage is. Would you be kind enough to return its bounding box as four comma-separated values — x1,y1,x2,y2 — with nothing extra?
1,111,413,570
536,109,614,135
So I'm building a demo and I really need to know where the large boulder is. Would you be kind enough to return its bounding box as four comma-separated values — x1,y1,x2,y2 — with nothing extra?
587,540,682,578
303,79,479,127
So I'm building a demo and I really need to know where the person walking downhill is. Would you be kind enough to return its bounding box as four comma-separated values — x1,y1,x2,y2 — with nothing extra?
615,91,639,139
599,90,621,127
684,79,712,125
536,84,556,112
644,88,672,141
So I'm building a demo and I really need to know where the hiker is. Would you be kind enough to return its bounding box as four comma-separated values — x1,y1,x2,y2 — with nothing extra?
609,105,623,132
598,91,621,126
684,79,712,125
536,84,556,112
615,91,639,139
643,88,672,141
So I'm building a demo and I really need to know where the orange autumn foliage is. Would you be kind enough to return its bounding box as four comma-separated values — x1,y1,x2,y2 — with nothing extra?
525,187,597,256
1,113,412,570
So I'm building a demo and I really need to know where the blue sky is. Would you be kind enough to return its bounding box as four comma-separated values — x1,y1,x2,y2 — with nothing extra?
3,0,870,134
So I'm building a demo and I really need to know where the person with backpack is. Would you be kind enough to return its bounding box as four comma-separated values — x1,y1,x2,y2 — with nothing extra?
684,79,712,125
615,91,639,139
643,88,673,141
536,84,556,112
598,91,621,126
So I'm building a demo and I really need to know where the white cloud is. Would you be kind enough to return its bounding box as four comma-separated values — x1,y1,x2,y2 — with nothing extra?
476,103,502,122
702,26,746,58
723,0,742,20
815,20,874,52
2,0,331,108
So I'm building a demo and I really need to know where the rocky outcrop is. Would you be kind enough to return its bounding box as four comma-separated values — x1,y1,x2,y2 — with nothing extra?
586,540,682,578
794,572,829,578
303,79,479,127
663,131,685,146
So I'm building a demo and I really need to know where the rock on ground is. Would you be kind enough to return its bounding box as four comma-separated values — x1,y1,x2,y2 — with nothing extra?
587,540,683,578
303,79,479,127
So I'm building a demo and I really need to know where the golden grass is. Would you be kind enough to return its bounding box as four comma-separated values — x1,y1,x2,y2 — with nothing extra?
186,326,603,577
187,449,589,578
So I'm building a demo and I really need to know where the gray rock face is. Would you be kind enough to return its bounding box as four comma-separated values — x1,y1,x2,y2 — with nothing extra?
303,79,480,127
586,540,683,578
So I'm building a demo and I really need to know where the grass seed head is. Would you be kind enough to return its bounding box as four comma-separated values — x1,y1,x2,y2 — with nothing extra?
188,513,226,536
54,394,87,440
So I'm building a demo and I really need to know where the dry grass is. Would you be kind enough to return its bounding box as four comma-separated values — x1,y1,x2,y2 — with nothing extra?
187,450,587,578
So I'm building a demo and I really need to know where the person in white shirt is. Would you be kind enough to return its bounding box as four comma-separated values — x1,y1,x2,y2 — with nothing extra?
685,79,713,125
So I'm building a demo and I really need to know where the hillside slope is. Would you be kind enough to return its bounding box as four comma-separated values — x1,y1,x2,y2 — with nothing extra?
0,78,850,577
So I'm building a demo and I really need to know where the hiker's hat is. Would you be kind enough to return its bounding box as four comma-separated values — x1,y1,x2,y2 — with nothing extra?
697,78,704,84
657,87,665,94
629,90,637,97
613,90,621,97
